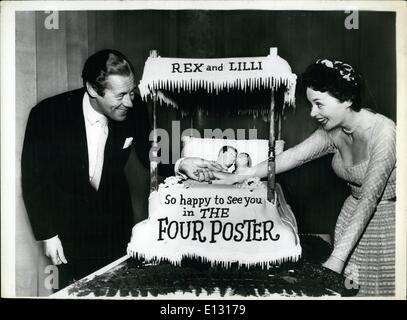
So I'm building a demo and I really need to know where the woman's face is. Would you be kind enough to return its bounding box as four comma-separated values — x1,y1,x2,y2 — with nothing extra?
306,88,352,131
236,154,250,167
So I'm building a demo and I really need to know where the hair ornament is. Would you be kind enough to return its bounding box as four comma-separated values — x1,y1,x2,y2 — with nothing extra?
316,59,357,83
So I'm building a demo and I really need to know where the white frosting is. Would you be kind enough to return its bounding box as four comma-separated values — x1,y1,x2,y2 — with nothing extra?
128,179,301,268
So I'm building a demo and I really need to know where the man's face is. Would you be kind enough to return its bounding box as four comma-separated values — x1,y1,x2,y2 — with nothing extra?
90,73,136,122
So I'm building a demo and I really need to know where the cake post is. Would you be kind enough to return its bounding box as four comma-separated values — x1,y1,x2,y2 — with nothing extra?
150,49,159,192
267,90,276,204
269,47,278,56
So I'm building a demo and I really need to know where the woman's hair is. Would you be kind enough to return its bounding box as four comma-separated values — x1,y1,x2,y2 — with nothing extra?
300,59,362,111
82,49,134,96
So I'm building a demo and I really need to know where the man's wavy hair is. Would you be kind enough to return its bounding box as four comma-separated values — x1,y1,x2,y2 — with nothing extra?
82,49,135,96
300,59,362,111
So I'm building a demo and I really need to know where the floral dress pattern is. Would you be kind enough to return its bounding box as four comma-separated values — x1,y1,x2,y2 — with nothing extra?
278,113,396,296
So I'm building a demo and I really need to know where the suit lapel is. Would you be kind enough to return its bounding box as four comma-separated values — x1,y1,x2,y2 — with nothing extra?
67,89,90,186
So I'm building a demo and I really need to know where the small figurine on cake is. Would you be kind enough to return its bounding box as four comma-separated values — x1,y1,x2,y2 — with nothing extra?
216,146,238,171
189,147,254,183
233,153,252,174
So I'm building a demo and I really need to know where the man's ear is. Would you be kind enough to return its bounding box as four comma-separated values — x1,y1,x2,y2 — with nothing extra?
86,82,99,98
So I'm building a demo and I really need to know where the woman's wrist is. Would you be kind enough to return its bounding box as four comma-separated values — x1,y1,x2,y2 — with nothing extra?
233,174,245,184
235,166,256,182
323,255,345,274
245,166,257,178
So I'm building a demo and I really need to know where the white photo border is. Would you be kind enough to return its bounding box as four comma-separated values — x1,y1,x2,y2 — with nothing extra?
1,0,406,299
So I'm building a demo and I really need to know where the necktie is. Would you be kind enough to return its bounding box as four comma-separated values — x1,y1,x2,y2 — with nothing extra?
90,117,108,190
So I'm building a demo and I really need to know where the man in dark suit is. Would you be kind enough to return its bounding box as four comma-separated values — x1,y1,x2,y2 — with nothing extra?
21,49,153,289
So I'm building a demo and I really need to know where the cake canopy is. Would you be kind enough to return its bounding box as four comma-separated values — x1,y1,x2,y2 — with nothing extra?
143,48,296,203
138,48,296,115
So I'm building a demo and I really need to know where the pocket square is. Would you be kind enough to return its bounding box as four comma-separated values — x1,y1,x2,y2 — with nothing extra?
123,137,133,149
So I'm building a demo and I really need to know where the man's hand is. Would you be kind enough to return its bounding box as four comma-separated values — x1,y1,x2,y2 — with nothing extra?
43,236,68,265
179,157,227,182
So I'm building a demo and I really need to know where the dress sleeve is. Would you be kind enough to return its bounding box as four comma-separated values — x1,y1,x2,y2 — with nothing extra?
276,128,336,174
331,119,396,262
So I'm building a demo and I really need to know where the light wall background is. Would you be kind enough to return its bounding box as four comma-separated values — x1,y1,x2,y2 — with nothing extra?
15,10,396,296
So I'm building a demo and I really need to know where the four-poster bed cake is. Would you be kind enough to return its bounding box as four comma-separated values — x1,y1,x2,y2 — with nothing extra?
127,48,302,267
55,49,357,298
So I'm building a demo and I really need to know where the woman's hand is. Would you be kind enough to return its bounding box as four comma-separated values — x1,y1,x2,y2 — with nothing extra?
211,171,248,185
211,171,238,185
322,255,345,274
179,157,227,182
212,166,256,185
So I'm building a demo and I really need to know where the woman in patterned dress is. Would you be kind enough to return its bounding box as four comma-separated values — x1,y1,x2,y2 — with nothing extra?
202,59,397,296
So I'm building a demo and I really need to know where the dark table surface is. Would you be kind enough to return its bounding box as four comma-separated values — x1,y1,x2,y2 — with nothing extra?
56,235,358,298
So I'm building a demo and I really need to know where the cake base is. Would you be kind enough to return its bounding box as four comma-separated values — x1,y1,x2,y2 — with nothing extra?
68,235,358,297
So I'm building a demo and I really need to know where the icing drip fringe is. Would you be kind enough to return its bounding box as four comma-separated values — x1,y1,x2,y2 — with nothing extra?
127,248,302,270
138,55,297,116
141,76,296,107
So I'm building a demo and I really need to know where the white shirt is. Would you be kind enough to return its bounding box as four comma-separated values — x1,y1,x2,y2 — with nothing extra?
82,92,108,184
